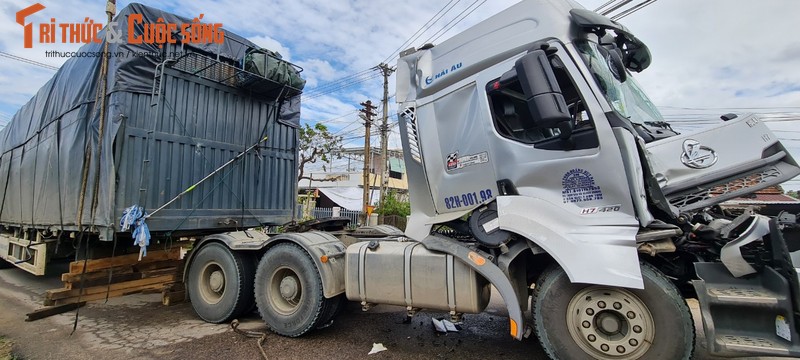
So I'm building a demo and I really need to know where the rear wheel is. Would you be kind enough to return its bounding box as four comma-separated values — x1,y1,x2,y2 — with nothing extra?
255,243,337,337
532,262,694,360
316,294,344,329
187,243,254,323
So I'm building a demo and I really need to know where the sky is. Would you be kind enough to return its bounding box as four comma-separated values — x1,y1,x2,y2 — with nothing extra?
0,0,799,189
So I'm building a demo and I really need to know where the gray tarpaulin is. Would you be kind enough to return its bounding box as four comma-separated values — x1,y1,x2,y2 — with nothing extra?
0,3,301,237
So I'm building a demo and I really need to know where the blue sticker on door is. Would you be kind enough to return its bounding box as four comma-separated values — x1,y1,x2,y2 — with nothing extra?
562,169,603,203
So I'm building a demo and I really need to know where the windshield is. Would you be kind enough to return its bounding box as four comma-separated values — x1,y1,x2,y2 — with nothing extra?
575,41,663,125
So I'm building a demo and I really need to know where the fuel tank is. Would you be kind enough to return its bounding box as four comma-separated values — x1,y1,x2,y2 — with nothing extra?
645,114,800,212
345,241,491,314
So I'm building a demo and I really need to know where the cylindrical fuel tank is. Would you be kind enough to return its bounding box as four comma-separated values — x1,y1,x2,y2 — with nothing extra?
345,241,490,313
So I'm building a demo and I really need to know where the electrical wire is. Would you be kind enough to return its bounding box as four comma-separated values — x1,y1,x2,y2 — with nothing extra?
382,0,464,64
302,73,383,101
594,0,620,13
598,0,634,16
611,0,656,20
424,0,489,45
0,51,59,71
302,69,376,95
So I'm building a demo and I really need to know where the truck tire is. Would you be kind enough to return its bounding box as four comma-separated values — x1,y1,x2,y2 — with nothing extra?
187,243,255,323
532,262,694,360
254,243,332,337
315,294,344,329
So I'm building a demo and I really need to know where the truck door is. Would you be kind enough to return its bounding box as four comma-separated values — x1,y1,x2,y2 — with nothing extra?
481,41,644,288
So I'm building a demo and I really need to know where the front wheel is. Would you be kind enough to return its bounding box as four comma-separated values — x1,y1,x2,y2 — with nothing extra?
532,262,694,360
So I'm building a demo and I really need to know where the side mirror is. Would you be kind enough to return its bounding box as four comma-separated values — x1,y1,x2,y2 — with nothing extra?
514,50,573,137
599,44,627,83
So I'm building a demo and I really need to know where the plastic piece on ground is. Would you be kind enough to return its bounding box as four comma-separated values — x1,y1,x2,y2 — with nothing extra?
368,343,388,355
432,318,447,333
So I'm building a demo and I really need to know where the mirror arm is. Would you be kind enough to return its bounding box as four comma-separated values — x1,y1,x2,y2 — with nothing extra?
498,88,527,102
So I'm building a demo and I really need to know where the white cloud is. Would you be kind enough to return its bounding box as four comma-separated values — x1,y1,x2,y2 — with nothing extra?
247,35,292,60
2,0,799,185
295,58,341,88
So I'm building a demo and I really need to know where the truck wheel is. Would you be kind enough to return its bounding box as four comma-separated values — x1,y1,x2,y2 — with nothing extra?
315,294,344,329
532,262,694,360
187,243,254,323
255,243,330,337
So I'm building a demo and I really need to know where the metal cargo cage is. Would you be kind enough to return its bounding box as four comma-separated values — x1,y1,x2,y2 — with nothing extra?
0,3,303,242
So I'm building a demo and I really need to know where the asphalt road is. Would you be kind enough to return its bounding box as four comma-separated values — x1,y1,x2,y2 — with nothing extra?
0,262,777,360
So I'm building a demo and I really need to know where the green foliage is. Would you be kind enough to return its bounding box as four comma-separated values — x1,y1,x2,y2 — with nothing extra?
788,190,799,199
376,190,410,217
298,123,343,182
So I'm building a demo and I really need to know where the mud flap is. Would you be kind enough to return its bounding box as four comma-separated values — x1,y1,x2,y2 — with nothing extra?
422,234,525,340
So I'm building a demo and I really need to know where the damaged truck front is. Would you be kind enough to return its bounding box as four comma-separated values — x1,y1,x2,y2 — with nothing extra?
392,0,800,358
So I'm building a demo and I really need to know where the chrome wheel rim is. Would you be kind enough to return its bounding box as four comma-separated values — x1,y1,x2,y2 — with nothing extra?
566,286,655,359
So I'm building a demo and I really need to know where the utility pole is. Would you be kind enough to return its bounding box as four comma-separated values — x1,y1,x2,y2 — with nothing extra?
377,63,396,224
359,100,377,225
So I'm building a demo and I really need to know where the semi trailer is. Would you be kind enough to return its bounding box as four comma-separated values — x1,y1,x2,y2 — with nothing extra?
4,1,800,359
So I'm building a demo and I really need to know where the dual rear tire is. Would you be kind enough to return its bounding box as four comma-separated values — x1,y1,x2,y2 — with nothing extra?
254,243,342,337
187,242,342,337
187,243,255,323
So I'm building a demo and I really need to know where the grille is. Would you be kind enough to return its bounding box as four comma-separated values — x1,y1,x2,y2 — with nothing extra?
402,107,421,163
668,167,781,210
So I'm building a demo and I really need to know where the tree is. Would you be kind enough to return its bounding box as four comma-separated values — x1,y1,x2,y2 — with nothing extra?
375,190,410,217
788,190,799,199
298,123,343,182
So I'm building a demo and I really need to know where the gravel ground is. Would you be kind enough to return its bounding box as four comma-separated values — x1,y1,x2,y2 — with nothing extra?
0,264,779,360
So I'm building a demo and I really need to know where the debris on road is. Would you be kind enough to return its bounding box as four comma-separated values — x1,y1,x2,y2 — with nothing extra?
432,318,459,333
230,319,268,360
368,343,388,355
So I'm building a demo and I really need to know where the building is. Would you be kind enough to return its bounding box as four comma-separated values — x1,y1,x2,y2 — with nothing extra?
719,186,800,216
298,148,407,211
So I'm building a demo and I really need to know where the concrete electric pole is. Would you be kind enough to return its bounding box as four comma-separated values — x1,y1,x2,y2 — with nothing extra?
377,63,396,224
359,100,377,225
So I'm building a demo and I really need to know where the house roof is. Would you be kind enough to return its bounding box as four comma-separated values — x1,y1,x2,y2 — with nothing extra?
317,187,379,211
724,193,800,205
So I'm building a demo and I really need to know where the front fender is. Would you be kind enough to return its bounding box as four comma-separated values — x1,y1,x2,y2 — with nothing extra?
496,196,643,289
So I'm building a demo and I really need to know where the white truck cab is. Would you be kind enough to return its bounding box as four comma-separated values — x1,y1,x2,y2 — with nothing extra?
390,0,800,358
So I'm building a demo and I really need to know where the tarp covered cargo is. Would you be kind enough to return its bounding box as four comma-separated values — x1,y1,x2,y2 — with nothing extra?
0,3,303,239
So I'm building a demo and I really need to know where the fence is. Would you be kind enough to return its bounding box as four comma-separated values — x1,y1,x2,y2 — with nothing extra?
312,207,363,228
308,207,407,231
381,215,408,231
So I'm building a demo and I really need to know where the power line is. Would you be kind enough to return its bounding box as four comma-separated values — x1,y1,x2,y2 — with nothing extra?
302,73,383,101
312,110,359,125
424,0,488,45
302,69,376,95
0,51,59,71
382,0,464,64
611,0,658,20
302,72,380,97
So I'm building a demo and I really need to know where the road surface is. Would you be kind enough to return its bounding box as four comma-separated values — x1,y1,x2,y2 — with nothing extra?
0,262,777,360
